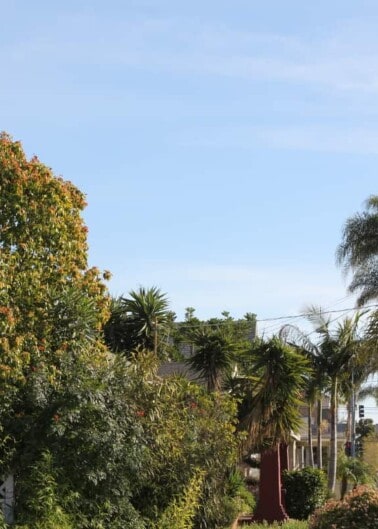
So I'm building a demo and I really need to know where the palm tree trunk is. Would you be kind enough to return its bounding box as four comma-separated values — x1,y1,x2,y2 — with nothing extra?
252,445,288,523
316,397,323,469
307,403,315,467
328,378,338,492
346,396,352,443
340,474,348,499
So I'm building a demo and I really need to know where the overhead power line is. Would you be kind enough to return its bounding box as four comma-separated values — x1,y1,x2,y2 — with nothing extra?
112,303,378,331
257,304,378,323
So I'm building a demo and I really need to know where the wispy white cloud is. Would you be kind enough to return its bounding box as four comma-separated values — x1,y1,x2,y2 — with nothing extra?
3,14,378,94
3,9,378,157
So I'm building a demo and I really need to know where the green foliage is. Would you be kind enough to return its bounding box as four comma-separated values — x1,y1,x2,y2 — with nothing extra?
0,133,110,463
185,326,240,392
283,467,327,520
366,309,378,346
299,308,369,492
104,287,171,358
244,521,308,529
354,418,377,460
196,467,256,529
336,195,378,306
127,353,241,529
0,135,247,529
0,510,7,529
8,353,146,529
15,451,73,529
309,485,378,529
0,134,124,527
0,133,109,360
356,418,375,439
4,334,240,529
337,453,375,489
225,469,256,513
238,337,310,450
216,469,256,525
174,309,255,363
179,310,255,349
154,470,204,529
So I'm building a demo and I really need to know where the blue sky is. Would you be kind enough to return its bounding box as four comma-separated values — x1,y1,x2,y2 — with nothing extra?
1,1,378,338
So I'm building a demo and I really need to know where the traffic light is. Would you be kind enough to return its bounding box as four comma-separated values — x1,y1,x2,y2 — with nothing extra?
358,405,365,418
344,441,351,456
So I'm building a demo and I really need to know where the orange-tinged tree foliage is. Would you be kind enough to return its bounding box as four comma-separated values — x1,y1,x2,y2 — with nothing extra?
0,132,110,390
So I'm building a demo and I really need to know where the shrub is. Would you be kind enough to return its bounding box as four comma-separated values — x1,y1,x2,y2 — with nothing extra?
337,452,375,498
239,521,308,529
283,467,327,520
0,511,6,529
154,470,204,529
309,485,378,529
14,451,73,529
214,470,256,529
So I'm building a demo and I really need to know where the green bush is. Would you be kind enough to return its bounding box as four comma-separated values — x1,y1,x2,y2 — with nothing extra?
0,511,6,529
240,521,308,529
154,470,204,529
225,469,256,515
196,469,256,529
337,452,375,498
15,451,73,529
283,467,327,520
309,485,378,529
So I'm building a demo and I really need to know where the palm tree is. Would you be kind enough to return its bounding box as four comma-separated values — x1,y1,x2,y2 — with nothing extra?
238,337,310,523
359,384,378,404
339,336,378,435
279,324,329,469
186,325,239,392
336,195,378,306
305,308,367,492
240,337,310,449
104,287,171,357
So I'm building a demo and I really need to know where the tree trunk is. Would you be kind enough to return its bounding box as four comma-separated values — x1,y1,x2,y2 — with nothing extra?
328,378,338,493
346,396,352,443
280,443,289,509
340,474,348,499
317,397,323,469
308,403,315,467
253,445,288,523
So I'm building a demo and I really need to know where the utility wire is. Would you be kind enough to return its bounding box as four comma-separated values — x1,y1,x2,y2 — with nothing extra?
257,303,378,323
113,303,378,330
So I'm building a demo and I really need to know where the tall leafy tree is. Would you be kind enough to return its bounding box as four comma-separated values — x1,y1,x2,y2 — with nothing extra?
336,195,378,306
0,132,110,381
0,134,111,474
237,337,310,523
279,324,329,469
0,134,148,527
